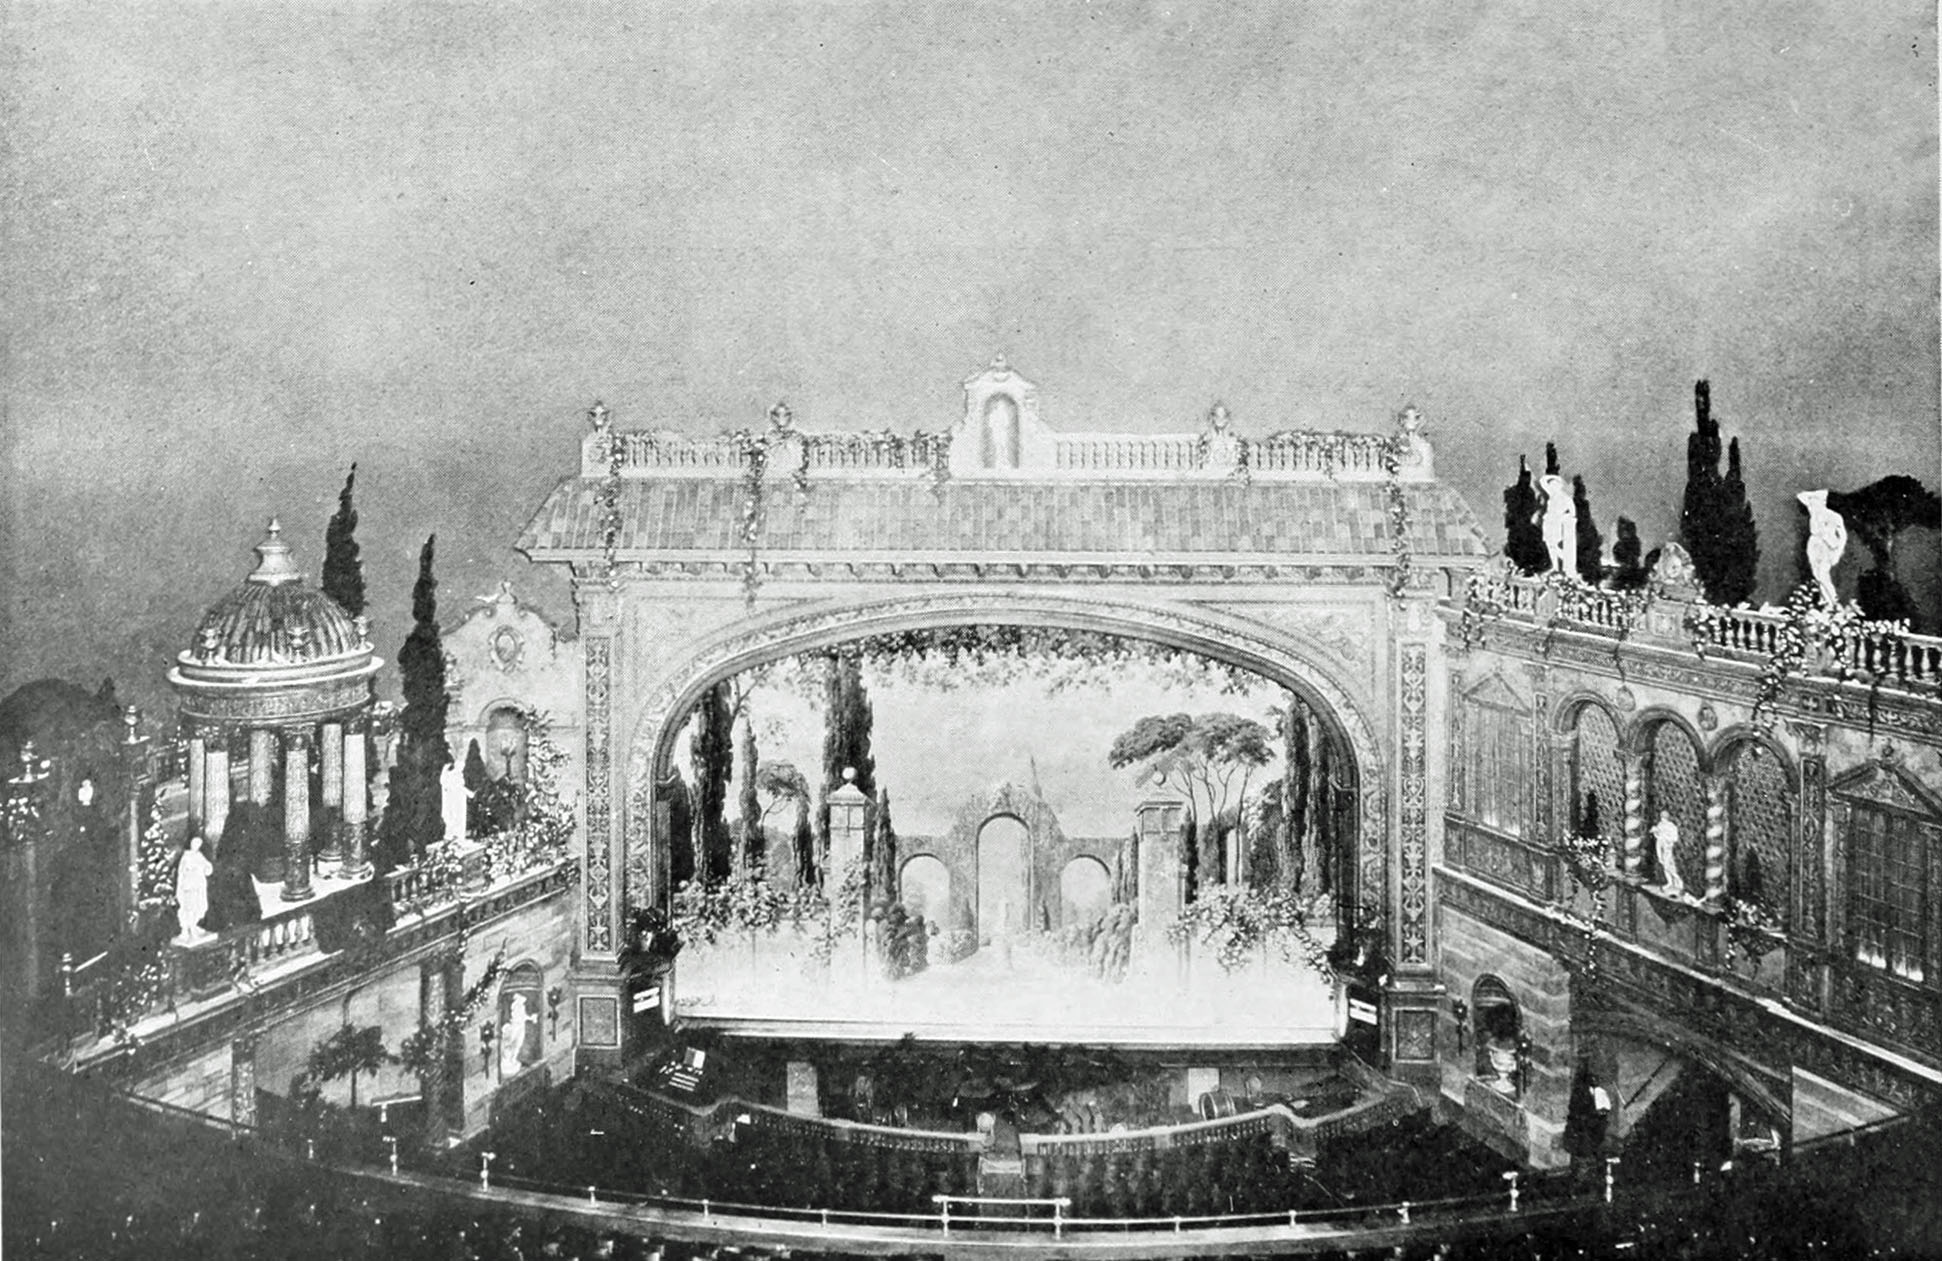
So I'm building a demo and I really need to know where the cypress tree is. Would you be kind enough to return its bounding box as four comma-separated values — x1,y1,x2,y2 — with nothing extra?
737,714,762,873
463,738,490,837
377,535,451,871
321,464,366,616
1281,696,1309,895
1503,456,1547,574
1611,517,1647,590
821,654,877,798
1545,441,1560,477
1678,379,1760,604
872,789,898,909
1571,475,1603,583
662,770,696,891
691,683,734,884
1715,437,1760,605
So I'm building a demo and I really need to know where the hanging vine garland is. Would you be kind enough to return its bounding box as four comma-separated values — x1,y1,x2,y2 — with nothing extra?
1381,434,1412,600
593,405,626,591
138,794,176,909
398,949,506,1078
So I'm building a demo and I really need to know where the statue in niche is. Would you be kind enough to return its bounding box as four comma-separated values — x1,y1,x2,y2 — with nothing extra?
984,394,1021,469
174,835,214,946
1204,402,1242,473
1539,473,1577,580
1798,489,1847,608
500,992,536,1077
1651,811,1685,899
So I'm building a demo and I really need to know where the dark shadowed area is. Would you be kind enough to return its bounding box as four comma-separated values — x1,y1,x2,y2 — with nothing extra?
3,2,1938,716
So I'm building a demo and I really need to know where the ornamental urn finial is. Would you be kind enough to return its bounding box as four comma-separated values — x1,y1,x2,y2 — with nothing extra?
1208,402,1231,432
768,401,794,432
588,401,610,432
246,518,302,587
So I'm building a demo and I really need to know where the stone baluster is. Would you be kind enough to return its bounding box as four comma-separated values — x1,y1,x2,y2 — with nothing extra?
281,729,314,902
1702,774,1728,905
1620,752,1645,877
341,718,371,879
318,720,344,867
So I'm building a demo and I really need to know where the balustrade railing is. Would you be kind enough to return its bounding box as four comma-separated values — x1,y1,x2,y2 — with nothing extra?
582,425,1419,481
1470,575,1942,692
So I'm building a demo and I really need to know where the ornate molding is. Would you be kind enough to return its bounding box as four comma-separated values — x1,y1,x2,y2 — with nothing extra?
583,636,616,956
1398,642,1430,966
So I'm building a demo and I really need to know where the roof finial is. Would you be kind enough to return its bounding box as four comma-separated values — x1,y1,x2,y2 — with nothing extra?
247,517,303,586
588,401,610,432
768,401,794,431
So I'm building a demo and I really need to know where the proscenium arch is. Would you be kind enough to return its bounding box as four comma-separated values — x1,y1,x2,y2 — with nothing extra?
622,592,1390,912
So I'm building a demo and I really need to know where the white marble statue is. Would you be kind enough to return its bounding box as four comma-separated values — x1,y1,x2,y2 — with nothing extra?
500,992,536,1077
1651,811,1685,899
1798,489,1847,608
1539,473,1577,580
174,835,214,945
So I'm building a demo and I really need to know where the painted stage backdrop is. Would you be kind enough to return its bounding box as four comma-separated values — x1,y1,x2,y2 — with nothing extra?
662,634,1352,1043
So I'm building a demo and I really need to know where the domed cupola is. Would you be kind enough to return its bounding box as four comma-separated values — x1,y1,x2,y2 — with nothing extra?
172,520,378,688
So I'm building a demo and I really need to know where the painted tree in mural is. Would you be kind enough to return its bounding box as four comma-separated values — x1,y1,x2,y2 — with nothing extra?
321,463,365,616
462,738,518,837
1828,475,1940,627
1502,455,1547,574
755,760,813,886
820,652,877,884
690,682,734,884
1572,475,1603,583
1679,381,1760,606
1279,698,1311,892
660,770,696,891
1611,517,1647,590
1107,712,1271,895
872,788,899,909
736,713,763,873
377,536,450,872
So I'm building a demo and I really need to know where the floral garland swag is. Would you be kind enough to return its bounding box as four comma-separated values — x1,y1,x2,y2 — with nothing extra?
407,708,577,911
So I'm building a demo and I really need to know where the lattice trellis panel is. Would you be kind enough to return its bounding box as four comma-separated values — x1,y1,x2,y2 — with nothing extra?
1646,723,1706,891
1724,742,1793,918
1570,706,1625,860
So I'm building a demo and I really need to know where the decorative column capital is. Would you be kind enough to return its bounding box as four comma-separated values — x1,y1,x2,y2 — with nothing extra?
1785,720,1827,758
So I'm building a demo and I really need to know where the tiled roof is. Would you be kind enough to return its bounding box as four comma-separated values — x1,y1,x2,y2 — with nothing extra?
517,477,1486,564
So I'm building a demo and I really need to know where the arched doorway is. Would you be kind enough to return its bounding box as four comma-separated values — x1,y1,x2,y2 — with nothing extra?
1059,855,1112,928
976,816,1029,945
899,855,952,929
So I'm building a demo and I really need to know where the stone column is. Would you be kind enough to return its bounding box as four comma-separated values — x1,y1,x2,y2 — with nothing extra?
318,720,344,866
341,718,371,880
120,709,147,927
1701,773,1728,906
205,740,232,848
186,724,207,840
249,729,276,805
281,729,315,902
1620,752,1646,877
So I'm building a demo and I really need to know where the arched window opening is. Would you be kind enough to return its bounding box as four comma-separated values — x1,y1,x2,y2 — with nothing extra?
485,707,529,786
1567,705,1624,864
1642,722,1705,894
1721,741,1793,921
1472,976,1525,1099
